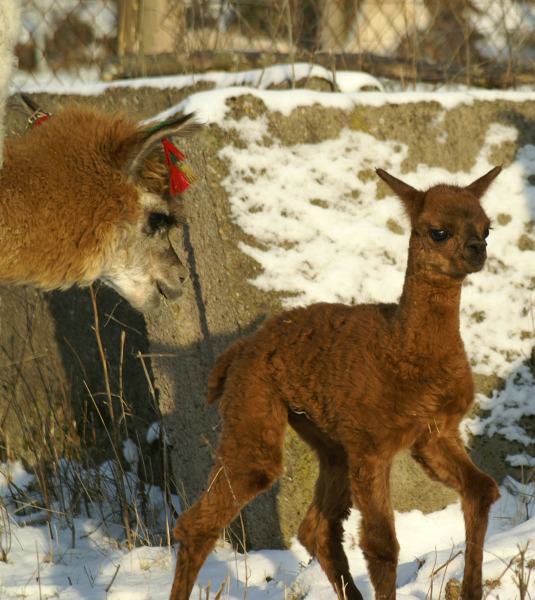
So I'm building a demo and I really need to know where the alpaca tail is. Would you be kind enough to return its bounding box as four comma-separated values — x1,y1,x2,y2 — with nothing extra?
206,341,243,405
0,0,21,167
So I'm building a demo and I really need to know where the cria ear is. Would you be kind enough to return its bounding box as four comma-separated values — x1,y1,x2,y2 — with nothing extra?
375,168,424,219
124,112,202,178
464,166,502,199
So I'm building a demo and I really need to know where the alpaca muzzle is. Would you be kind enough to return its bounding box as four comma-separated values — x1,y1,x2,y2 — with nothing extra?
464,238,487,271
156,276,187,301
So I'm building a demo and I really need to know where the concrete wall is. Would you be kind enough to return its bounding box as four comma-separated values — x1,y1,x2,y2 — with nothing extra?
1,88,534,550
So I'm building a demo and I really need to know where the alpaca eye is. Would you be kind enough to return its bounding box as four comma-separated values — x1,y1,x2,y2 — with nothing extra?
483,227,490,238
147,212,176,235
429,229,450,242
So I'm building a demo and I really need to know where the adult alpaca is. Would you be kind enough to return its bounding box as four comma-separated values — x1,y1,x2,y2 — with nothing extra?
0,0,198,311
170,167,502,600
0,104,198,310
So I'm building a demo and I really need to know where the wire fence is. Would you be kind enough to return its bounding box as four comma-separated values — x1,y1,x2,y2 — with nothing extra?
16,0,535,88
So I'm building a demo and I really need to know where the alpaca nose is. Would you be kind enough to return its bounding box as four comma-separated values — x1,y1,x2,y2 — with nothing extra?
176,263,189,286
156,263,189,302
156,279,185,301
466,238,487,260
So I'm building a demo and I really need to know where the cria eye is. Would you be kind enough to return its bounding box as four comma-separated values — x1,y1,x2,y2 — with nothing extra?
429,229,450,242
483,227,490,238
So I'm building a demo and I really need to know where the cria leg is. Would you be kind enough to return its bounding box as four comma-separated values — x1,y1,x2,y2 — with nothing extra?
412,434,500,600
169,394,287,600
292,415,363,600
350,459,398,600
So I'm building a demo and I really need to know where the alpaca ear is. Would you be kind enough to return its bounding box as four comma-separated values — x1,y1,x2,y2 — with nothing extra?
464,166,502,199
376,168,424,218
124,112,202,178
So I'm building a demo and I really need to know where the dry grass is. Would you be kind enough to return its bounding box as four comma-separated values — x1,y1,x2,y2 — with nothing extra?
0,285,178,556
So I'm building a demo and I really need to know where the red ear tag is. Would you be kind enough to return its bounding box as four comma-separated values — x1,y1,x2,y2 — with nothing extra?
162,137,190,195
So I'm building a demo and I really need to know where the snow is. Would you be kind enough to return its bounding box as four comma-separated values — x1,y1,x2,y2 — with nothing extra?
14,62,383,96
155,85,535,125
146,422,161,445
0,460,33,495
465,364,535,447
11,60,535,113
122,438,139,472
0,461,532,599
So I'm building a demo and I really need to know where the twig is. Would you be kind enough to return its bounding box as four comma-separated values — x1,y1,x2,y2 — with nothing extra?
106,563,121,594
35,541,43,600
431,550,462,578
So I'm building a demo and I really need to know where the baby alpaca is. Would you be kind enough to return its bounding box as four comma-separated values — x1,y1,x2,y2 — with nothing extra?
170,166,502,600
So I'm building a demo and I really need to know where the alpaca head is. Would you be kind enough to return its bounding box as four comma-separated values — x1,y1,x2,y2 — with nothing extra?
376,167,501,282
98,189,190,312
96,113,201,311
4,106,201,311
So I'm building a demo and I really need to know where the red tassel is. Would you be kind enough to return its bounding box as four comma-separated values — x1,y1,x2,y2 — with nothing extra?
32,113,50,127
162,137,185,162
27,107,51,129
169,164,191,195
162,137,190,195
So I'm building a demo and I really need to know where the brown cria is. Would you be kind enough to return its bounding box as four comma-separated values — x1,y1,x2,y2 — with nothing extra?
169,166,502,600
0,103,200,311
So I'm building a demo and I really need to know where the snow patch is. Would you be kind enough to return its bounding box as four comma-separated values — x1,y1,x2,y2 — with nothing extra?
122,438,139,472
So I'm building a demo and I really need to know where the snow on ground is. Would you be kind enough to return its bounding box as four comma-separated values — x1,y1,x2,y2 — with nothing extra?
465,364,535,467
0,462,532,599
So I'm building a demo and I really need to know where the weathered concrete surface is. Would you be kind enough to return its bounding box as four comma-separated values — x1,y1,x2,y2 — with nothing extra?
1,88,534,550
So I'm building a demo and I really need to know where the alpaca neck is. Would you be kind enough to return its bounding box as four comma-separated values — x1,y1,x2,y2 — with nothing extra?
395,255,463,356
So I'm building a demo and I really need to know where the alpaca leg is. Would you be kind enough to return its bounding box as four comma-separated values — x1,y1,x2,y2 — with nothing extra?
170,396,287,600
412,434,499,600
170,464,279,600
350,459,398,600
292,417,362,600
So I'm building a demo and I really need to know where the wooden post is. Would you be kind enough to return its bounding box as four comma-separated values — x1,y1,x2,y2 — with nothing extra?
140,0,177,55
318,0,355,52
117,0,186,77
117,0,141,57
